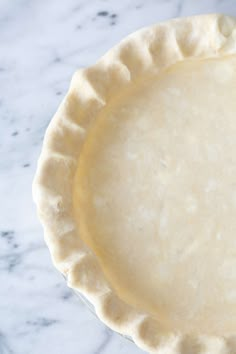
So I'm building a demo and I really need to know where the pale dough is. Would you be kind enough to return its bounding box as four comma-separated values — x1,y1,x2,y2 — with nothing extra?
74,55,236,335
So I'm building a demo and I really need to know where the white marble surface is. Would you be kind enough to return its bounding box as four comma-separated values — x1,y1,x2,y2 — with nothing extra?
1,1,236,353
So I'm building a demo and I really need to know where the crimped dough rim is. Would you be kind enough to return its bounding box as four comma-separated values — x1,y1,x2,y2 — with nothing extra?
33,14,236,353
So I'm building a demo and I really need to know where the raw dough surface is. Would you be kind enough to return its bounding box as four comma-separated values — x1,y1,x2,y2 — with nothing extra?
74,56,236,334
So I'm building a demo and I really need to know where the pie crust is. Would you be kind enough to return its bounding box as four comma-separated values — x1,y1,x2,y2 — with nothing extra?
33,14,236,353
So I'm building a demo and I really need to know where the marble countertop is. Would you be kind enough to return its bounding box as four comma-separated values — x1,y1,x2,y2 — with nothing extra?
1,1,236,353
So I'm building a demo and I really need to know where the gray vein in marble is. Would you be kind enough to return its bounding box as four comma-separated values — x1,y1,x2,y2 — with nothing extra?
94,328,113,354
0,238,45,272
176,0,184,17
0,331,13,354
26,318,59,330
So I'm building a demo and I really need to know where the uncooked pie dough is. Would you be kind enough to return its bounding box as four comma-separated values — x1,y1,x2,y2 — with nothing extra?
33,14,236,354
74,56,236,335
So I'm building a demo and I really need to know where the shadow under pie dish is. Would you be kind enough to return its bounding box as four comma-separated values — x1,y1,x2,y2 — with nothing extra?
33,14,236,353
